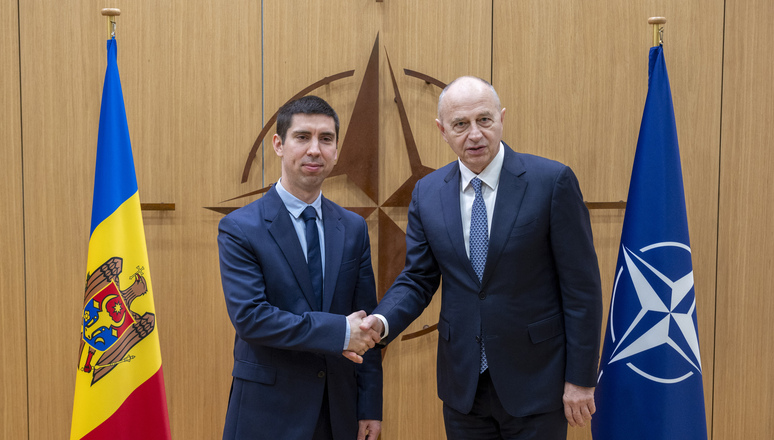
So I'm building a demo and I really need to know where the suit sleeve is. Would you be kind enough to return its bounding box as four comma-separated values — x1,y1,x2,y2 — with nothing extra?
351,216,383,421
218,215,346,356
549,166,603,387
373,180,443,343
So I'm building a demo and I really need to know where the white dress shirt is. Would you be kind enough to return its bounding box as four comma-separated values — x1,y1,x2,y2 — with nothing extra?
458,143,504,258
376,142,506,340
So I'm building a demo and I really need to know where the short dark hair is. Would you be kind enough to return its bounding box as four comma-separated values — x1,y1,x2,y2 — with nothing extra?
276,95,340,142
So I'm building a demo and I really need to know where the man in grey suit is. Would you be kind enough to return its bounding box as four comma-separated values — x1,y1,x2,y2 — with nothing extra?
363,76,603,439
219,96,382,440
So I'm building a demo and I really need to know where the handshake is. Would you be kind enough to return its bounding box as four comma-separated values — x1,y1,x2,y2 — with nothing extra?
342,311,385,363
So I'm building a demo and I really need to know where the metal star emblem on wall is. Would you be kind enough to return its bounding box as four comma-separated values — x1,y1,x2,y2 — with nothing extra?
206,35,446,299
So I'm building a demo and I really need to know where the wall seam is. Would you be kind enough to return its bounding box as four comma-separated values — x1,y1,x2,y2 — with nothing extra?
490,0,494,84
710,1,728,440
16,0,30,437
261,0,265,188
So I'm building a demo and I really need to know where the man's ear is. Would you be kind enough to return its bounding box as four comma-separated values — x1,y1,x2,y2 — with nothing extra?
436,119,448,143
272,134,283,157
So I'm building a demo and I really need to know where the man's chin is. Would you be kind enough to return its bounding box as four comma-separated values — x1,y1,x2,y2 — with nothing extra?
301,172,331,185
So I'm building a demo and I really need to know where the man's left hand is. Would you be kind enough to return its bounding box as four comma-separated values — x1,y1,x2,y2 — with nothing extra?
562,382,595,428
357,419,381,440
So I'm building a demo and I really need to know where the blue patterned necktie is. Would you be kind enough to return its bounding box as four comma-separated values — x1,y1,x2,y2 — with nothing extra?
470,177,489,373
301,206,323,311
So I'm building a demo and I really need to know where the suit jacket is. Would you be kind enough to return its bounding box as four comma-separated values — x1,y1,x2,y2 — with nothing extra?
374,143,602,417
218,186,382,439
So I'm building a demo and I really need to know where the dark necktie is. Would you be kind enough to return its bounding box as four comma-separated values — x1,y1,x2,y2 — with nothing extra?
301,206,323,311
470,177,489,373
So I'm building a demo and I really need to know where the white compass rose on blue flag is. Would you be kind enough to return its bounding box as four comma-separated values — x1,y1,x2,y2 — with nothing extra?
606,241,702,383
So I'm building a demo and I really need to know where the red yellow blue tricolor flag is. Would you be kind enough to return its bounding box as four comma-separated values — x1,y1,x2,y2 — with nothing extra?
71,37,171,439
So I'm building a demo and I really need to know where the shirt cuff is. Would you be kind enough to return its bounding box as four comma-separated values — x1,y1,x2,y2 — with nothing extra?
373,314,389,340
343,317,351,350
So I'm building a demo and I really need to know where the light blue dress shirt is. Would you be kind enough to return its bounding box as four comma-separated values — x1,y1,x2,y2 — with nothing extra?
274,179,350,350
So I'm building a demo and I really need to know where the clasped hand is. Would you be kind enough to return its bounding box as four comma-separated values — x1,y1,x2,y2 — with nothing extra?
342,311,383,363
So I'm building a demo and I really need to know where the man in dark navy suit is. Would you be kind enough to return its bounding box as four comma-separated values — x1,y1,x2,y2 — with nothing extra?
364,76,603,439
218,96,382,440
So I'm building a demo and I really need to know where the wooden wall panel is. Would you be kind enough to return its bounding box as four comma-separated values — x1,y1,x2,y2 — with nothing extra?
380,0,492,181
8,0,772,439
19,1,261,438
262,0,381,209
19,1,104,437
715,0,774,437
378,1,493,438
1,0,28,438
117,2,263,438
494,1,724,439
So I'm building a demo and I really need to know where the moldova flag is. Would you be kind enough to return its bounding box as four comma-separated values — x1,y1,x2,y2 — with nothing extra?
71,37,171,439
591,46,707,439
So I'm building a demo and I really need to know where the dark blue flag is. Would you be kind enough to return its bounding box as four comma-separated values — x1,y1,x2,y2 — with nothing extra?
591,46,707,440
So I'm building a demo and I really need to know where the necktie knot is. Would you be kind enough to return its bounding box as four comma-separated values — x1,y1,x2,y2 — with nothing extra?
471,177,483,195
301,206,317,223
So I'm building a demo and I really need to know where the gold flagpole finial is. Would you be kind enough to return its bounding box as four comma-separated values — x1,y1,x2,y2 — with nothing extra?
648,17,667,47
101,8,121,39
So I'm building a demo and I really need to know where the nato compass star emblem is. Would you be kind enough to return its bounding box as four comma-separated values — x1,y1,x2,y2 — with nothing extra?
205,34,444,301
603,241,703,384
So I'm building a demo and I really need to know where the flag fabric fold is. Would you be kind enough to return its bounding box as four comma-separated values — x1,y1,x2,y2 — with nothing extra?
591,46,707,440
71,37,171,440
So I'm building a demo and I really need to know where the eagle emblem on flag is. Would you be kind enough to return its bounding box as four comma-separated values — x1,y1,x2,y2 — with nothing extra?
78,256,156,385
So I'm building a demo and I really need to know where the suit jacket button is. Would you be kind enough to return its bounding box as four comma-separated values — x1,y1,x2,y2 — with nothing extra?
317,371,326,378
479,292,486,300
475,336,481,343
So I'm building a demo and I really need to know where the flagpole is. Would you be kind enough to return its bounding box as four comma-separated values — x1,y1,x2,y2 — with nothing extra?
648,17,666,47
101,8,121,39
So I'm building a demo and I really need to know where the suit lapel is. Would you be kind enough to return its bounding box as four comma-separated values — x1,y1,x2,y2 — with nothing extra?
321,198,343,313
483,144,527,285
265,188,319,311
440,164,481,285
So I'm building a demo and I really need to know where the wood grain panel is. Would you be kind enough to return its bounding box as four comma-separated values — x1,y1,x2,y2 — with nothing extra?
715,0,774,437
12,1,757,439
379,1,492,438
19,1,104,438
494,2,724,439
380,0,492,199
19,1,261,438
1,0,28,438
263,0,381,204
118,2,261,437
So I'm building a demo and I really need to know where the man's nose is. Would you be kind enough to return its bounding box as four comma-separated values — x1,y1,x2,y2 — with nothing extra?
307,139,321,155
469,123,483,141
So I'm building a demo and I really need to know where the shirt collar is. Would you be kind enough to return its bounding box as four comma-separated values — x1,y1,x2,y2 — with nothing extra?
275,179,323,219
458,141,505,192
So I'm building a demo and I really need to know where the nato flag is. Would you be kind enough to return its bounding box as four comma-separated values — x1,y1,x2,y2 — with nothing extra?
591,46,708,440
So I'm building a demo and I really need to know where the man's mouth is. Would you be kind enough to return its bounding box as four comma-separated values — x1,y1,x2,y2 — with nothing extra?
303,162,323,171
